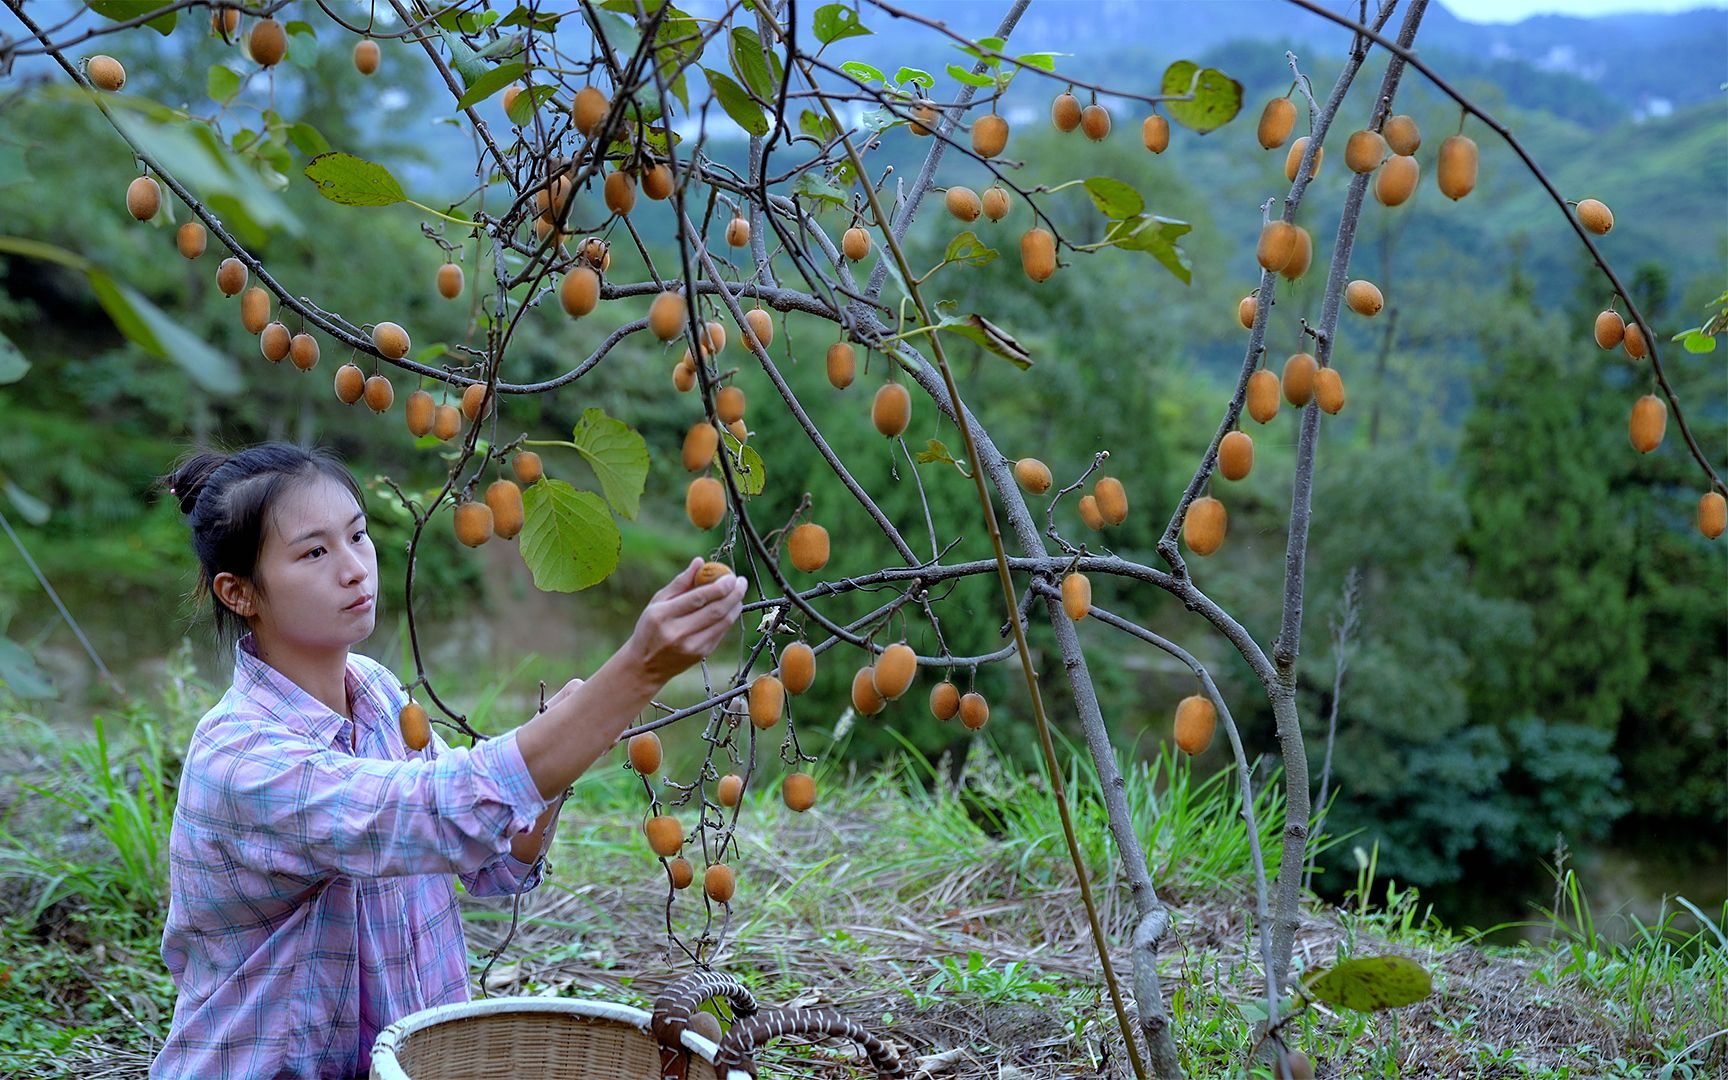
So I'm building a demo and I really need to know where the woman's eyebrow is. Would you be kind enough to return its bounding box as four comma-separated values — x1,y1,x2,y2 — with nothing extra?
289,510,366,547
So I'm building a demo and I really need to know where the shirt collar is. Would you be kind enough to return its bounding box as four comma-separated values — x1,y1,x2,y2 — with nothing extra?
234,632,372,747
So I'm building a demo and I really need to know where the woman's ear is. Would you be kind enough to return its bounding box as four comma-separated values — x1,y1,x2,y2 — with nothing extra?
212,571,256,617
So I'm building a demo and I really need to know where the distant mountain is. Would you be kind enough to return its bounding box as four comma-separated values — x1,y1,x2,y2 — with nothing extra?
814,1,1727,115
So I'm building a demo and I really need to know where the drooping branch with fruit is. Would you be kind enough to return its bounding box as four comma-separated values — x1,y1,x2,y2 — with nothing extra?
5,0,1722,1076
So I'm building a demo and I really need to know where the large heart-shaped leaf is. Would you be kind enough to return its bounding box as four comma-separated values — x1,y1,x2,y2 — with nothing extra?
88,0,176,35
1306,956,1433,1012
720,431,765,496
813,3,870,44
520,479,621,592
703,68,769,137
1161,60,1243,133
455,60,525,110
1104,215,1193,285
1083,177,1144,219
570,407,649,520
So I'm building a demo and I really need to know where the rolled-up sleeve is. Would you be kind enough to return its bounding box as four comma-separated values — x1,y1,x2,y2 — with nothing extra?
192,719,550,884
432,726,549,898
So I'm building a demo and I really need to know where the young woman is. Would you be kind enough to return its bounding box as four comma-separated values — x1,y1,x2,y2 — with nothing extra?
149,443,746,1079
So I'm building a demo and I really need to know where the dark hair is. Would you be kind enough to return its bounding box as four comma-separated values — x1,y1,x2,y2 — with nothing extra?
159,442,367,655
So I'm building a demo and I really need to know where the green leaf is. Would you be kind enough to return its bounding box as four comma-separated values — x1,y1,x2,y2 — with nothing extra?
286,122,330,156
930,301,1030,369
207,64,242,104
519,480,621,592
720,432,765,496
435,27,487,88
85,271,243,395
507,84,558,126
945,64,997,88
1083,176,1144,219
1104,214,1193,285
1015,52,1061,72
303,152,407,207
840,60,882,83
1161,60,1243,134
501,5,563,30
942,230,998,268
730,27,775,100
285,19,316,37
0,637,56,699
703,68,769,137
798,109,838,143
570,407,649,520
87,0,175,35
455,60,525,110
1681,329,1717,353
0,328,29,384
1305,956,1433,1012
954,37,1004,65
813,4,871,45
793,172,846,205
894,66,933,88
914,438,959,466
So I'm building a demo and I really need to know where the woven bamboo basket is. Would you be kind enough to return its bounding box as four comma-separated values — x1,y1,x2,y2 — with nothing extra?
370,971,908,1080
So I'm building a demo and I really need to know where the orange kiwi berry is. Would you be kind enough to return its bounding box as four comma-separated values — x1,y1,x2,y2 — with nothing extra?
686,476,726,530
850,666,887,716
972,113,1009,158
399,702,430,752
126,176,160,221
649,290,686,341
1257,97,1296,149
682,422,719,472
782,772,816,812
779,642,816,695
788,523,830,573
1594,310,1625,350
842,227,871,261
628,731,662,775
372,321,410,360
1141,114,1170,153
512,452,543,486
353,39,380,75
1078,494,1106,531
248,19,287,66
742,308,773,351
1285,136,1322,182
717,773,745,807
695,560,731,585
216,257,247,296
1021,228,1057,282
572,85,609,136
703,863,736,903
560,267,600,318
1094,476,1128,526
1062,572,1091,621
1576,198,1613,235
1345,279,1384,317
1315,367,1346,415
87,55,126,91
1219,430,1254,481
1014,458,1053,495
930,681,960,721
827,341,856,389
433,404,462,441
872,383,911,438
1629,394,1666,453
716,385,746,425
461,382,492,422
1697,492,1726,540
603,170,636,216
945,185,983,222
1238,294,1258,330
1374,154,1419,207
1247,368,1281,424
176,222,207,259
405,390,435,437
958,691,989,730
453,499,493,547
241,287,271,334
873,642,917,700
259,322,291,363
1383,114,1420,156
1437,135,1478,200
749,674,784,729
982,186,1010,221
362,374,394,413
1283,352,1319,406
668,856,694,889
1050,92,1081,132
1080,103,1111,141
644,815,683,857
1183,496,1227,556
1256,220,1299,273
1344,129,1387,173
725,216,751,247
1281,226,1313,281
642,163,674,200
1174,694,1217,754
436,263,463,300
1623,322,1648,360
485,480,523,540
334,363,366,405
289,333,319,372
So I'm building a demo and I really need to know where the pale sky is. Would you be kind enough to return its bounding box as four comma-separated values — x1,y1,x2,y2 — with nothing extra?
1444,0,1726,21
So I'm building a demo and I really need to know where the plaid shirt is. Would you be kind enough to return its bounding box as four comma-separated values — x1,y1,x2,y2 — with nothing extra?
151,634,551,1079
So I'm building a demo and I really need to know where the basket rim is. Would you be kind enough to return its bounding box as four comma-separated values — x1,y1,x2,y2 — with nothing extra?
369,994,722,1080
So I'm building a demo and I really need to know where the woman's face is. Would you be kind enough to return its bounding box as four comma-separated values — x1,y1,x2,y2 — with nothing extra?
242,474,379,652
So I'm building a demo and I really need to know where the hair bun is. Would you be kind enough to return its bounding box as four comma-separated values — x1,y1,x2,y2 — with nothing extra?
165,450,230,516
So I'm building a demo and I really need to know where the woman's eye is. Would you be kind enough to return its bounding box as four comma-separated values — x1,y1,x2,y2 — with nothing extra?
353,529,368,542
305,547,324,559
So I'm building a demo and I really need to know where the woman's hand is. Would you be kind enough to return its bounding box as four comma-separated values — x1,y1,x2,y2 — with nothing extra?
625,558,748,685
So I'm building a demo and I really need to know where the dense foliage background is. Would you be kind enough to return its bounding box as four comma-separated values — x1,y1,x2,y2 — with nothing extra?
1,0,1722,937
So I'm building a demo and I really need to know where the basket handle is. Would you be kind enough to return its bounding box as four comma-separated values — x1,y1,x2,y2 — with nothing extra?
713,1007,907,1078
652,970,759,1080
